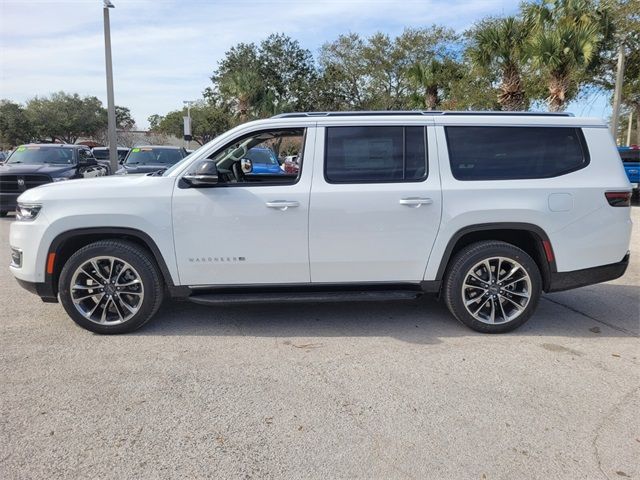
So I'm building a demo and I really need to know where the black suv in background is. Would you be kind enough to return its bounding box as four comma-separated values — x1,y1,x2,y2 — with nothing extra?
91,147,130,174
115,145,188,175
0,144,107,216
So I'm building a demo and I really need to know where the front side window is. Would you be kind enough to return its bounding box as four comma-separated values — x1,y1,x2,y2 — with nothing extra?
445,126,589,181
325,126,427,183
190,128,305,185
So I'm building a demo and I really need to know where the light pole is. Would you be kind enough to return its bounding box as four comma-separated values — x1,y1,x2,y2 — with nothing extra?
183,100,195,149
103,0,118,174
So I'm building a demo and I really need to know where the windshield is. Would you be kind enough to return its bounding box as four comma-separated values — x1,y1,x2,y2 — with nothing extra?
125,147,183,166
7,146,74,165
163,143,209,176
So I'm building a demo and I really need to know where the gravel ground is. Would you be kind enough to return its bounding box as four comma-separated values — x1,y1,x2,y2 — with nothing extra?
0,209,638,480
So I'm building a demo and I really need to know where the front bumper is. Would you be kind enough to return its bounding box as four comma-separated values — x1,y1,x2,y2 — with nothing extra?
0,192,19,212
547,253,630,292
14,278,58,302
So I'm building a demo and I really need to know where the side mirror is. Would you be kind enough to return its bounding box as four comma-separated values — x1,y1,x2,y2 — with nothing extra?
183,160,219,187
240,158,253,173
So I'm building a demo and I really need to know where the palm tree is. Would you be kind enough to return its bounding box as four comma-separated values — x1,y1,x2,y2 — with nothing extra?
407,58,462,110
218,70,265,122
525,0,612,112
468,17,530,111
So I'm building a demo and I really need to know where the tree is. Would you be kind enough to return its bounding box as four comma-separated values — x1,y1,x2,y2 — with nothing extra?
0,100,33,148
153,102,232,145
147,114,164,132
524,0,614,111
211,43,266,121
25,91,107,143
115,106,135,130
407,58,464,109
467,16,531,110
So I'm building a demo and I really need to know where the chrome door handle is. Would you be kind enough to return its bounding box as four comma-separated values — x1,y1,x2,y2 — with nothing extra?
399,197,433,207
265,200,300,211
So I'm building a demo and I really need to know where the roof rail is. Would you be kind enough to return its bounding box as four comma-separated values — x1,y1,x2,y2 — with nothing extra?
272,110,574,118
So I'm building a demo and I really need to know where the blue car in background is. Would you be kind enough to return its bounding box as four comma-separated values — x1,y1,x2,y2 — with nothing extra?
243,147,283,175
618,146,639,196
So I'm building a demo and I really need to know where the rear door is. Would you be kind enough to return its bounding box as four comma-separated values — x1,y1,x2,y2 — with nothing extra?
308,122,442,283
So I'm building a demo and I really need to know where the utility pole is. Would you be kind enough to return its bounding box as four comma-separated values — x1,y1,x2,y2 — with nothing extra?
103,0,118,174
183,100,195,149
610,44,625,144
627,111,633,146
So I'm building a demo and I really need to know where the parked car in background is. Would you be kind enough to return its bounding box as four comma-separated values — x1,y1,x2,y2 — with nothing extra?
240,146,285,175
283,154,300,175
0,144,107,217
91,147,130,174
115,146,187,175
618,145,639,196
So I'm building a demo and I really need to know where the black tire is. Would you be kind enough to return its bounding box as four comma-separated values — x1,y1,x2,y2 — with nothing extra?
0,211,7,217
443,240,542,333
58,240,164,334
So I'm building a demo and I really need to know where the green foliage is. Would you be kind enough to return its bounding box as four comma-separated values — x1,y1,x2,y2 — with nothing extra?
467,16,531,110
25,91,107,144
407,58,464,109
524,0,615,111
115,106,135,130
0,100,33,149
153,102,232,145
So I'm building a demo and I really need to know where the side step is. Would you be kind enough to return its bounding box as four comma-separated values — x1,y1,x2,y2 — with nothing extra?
187,290,422,306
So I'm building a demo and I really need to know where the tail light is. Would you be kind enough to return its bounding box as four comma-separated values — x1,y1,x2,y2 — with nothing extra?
605,191,631,207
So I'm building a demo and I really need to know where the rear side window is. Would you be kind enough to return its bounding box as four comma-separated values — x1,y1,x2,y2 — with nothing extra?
445,126,589,181
325,126,427,183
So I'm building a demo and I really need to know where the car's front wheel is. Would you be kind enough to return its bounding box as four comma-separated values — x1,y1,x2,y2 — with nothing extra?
443,241,542,333
58,240,164,334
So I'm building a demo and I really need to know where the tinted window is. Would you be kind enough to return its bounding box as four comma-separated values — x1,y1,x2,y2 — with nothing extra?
620,150,640,163
325,126,427,183
445,126,588,180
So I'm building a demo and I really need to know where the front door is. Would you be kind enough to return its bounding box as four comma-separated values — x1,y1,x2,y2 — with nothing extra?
309,124,442,283
172,126,315,286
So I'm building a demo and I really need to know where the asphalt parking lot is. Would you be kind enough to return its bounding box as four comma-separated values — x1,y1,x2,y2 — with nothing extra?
0,210,638,480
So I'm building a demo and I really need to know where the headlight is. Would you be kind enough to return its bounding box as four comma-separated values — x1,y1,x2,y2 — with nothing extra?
52,177,69,182
16,203,42,221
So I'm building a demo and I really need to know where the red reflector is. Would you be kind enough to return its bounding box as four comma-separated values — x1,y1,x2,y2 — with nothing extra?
46,253,56,274
605,191,631,207
542,240,555,263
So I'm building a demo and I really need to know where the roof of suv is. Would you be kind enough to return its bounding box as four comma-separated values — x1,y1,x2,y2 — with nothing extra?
272,110,575,118
19,143,87,148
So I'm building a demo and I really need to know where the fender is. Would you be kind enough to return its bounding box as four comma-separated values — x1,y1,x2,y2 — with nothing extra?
434,222,557,284
44,227,189,299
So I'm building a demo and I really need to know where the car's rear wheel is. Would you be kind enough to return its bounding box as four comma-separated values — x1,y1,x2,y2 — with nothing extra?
58,240,164,334
443,241,542,333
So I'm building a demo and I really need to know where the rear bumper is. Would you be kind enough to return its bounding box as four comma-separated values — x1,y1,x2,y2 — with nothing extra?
547,253,630,292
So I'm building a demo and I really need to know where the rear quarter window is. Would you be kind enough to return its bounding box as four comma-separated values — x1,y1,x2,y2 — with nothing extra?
445,126,589,181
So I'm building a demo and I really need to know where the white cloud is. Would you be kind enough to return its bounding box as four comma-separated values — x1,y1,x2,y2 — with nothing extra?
1,0,527,128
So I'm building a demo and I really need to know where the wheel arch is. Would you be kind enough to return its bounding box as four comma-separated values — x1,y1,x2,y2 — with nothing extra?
46,227,187,298
435,223,556,292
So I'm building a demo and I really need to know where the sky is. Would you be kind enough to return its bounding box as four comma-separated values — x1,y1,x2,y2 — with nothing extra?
0,0,612,129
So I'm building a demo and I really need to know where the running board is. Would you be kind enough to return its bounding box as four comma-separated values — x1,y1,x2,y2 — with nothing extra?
187,290,422,306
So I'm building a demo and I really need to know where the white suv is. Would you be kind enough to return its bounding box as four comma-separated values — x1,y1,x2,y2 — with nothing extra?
9,112,633,334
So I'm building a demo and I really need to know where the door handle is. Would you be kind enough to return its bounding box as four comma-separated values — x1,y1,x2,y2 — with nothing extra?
265,200,300,211
399,197,433,207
